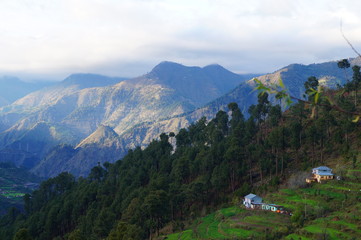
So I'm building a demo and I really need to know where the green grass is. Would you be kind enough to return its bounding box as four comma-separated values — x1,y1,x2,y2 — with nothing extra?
304,224,350,239
219,206,242,217
195,213,227,239
222,227,252,239
2,192,25,198
166,230,195,240
196,214,214,238
207,220,226,239
332,220,361,233
0,166,41,215
285,233,311,240
181,230,195,240
166,232,182,240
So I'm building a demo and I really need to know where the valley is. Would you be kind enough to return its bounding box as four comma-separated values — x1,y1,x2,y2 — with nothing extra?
0,163,41,215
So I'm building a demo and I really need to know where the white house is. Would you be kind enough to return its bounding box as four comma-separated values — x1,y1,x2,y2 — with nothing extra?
243,193,262,209
306,166,334,183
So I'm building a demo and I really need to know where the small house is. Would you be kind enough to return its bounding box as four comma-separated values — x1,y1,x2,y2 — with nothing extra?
261,204,291,215
261,203,282,212
306,166,334,183
243,193,262,209
243,193,292,215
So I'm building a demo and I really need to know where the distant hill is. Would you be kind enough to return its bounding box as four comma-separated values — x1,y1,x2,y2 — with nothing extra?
0,76,54,107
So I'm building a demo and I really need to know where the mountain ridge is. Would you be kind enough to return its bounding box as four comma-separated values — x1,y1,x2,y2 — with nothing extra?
0,62,252,177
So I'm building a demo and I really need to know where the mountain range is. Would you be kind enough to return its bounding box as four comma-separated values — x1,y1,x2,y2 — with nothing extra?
0,62,253,176
0,58,359,177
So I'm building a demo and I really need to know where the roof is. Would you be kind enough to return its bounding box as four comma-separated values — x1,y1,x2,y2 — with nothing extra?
244,193,261,200
313,166,332,171
316,172,334,176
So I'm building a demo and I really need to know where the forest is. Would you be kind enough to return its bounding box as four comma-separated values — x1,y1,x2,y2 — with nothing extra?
1,61,361,240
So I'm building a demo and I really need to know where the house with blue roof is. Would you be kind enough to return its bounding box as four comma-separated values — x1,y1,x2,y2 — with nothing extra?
243,193,262,209
306,166,334,183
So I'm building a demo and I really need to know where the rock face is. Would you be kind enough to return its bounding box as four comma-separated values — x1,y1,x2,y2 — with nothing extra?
0,62,251,177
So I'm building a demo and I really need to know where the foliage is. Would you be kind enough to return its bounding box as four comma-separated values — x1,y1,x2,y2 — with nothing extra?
1,69,361,239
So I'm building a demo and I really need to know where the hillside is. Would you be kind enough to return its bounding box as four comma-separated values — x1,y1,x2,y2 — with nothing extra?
165,163,361,239
1,66,361,239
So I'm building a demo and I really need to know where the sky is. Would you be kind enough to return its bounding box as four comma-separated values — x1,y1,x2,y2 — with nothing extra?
0,0,360,81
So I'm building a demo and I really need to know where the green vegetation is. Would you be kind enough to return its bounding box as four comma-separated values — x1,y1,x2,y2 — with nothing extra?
164,205,290,239
164,169,361,240
0,163,41,215
1,64,361,239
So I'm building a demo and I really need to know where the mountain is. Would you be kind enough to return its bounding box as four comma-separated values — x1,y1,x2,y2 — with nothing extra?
0,76,54,107
32,126,126,177
2,58,357,178
0,62,251,177
0,74,127,170
15,58,361,178
147,61,255,106
115,58,360,152
253,57,361,97
1,73,126,117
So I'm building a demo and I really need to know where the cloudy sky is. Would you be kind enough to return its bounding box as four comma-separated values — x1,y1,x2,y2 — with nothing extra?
0,0,360,81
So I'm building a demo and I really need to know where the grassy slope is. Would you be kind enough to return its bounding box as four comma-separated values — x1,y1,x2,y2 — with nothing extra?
163,162,361,240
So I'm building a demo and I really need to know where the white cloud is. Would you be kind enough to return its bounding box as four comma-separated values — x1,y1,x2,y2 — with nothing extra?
0,0,360,80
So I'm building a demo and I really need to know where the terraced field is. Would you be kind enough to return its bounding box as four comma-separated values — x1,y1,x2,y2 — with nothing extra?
164,166,361,240
166,206,290,239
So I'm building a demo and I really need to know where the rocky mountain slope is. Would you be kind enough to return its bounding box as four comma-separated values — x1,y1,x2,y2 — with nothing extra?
0,62,250,177
117,58,360,152
0,74,126,169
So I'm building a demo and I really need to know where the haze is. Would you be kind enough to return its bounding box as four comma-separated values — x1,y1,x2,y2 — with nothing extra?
0,0,360,81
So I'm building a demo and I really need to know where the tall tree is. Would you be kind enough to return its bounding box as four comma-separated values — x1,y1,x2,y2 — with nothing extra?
352,65,361,106
337,58,351,82
228,102,244,133
304,76,319,101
